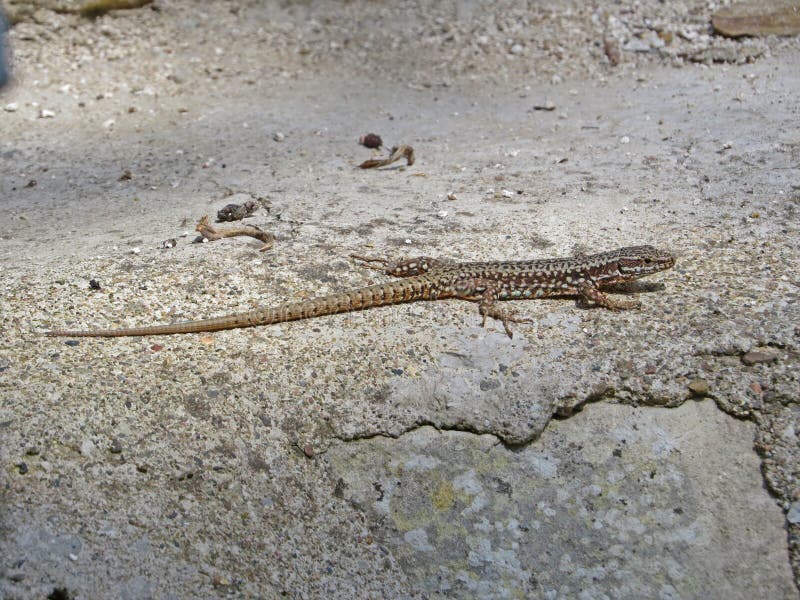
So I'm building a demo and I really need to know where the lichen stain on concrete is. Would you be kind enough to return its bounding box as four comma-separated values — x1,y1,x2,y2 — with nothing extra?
432,480,456,512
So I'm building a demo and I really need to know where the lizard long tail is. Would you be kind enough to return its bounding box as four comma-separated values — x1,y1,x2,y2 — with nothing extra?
44,278,437,338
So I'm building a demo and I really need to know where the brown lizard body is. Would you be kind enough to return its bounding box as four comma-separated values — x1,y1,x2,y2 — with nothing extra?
44,245,675,338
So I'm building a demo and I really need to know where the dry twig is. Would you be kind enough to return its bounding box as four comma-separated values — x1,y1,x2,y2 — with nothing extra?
74,0,154,18
358,144,415,169
195,215,274,252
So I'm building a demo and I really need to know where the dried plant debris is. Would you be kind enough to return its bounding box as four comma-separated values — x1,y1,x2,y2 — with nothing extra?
8,0,156,21
195,215,274,252
712,0,800,37
359,133,383,148
76,0,154,18
217,200,258,222
358,144,415,169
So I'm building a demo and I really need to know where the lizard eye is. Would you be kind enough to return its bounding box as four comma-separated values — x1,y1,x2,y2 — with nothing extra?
643,258,652,263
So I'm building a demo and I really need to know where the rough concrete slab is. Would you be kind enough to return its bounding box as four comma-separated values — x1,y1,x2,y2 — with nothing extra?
0,1,799,598
329,400,796,598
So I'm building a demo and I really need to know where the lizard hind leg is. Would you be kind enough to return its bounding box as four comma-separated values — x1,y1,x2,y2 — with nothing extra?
351,254,446,278
476,284,533,339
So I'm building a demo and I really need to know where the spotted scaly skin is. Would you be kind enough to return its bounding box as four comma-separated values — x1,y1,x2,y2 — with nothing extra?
44,245,675,339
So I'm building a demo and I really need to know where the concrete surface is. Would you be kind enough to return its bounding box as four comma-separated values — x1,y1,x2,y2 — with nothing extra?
0,1,798,598
330,400,794,598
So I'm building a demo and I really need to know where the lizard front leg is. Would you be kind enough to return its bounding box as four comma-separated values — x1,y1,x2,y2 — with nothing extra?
351,255,449,278
577,282,641,310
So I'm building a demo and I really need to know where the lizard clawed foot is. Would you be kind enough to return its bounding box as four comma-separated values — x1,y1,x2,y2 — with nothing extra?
606,298,642,310
577,282,642,311
577,296,641,311
596,297,642,311
350,254,390,271
480,306,533,339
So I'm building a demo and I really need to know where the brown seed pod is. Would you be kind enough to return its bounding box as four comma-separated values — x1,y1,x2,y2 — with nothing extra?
359,133,383,149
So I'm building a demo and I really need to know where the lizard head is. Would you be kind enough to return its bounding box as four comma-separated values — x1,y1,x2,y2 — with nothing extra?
614,245,675,278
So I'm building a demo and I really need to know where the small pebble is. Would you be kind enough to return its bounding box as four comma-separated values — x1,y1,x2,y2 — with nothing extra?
688,379,709,397
4,102,19,112
787,502,800,525
39,109,55,119
741,351,778,366
103,118,115,130
532,101,557,111
273,132,285,142
620,136,630,144
131,247,141,254
303,444,315,458
604,38,621,66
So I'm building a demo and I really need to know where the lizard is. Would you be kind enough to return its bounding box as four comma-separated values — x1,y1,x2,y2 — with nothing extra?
44,245,675,339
